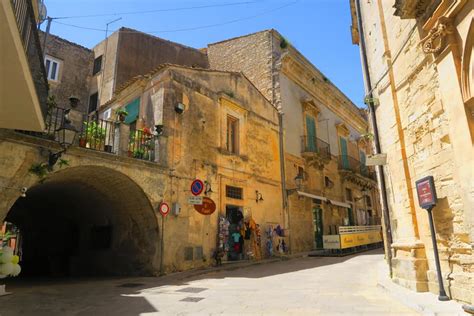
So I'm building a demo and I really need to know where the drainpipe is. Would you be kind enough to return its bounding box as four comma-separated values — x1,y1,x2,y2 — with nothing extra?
278,113,291,253
354,0,393,276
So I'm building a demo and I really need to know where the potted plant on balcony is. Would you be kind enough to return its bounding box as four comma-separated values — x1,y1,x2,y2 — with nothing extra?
83,121,106,150
116,108,128,122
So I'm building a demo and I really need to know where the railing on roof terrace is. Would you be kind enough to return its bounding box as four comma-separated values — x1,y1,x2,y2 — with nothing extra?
128,129,156,162
16,108,159,163
79,118,117,153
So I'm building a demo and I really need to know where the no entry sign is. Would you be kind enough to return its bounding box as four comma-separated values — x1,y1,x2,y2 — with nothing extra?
191,179,204,196
159,202,170,216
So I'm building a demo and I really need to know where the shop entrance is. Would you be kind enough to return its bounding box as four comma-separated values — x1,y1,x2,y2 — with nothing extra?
312,207,324,249
226,205,244,261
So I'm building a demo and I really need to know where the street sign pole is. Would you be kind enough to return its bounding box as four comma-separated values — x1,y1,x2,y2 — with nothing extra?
426,206,450,301
160,214,165,276
415,176,449,301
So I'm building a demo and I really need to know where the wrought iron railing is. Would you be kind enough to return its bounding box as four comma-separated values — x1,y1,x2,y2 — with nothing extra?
11,0,49,119
128,129,156,161
338,155,376,180
301,136,331,159
79,118,117,153
17,106,67,139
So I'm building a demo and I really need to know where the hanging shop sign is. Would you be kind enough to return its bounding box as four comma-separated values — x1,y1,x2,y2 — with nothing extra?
194,197,216,215
190,179,204,196
415,176,437,209
365,153,387,166
188,196,203,205
159,202,170,216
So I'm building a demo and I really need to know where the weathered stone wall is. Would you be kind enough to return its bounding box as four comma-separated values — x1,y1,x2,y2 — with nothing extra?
98,65,284,272
92,27,209,107
40,32,94,112
356,0,473,304
207,30,274,102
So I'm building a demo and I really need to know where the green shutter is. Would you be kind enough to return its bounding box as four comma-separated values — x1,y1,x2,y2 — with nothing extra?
306,115,316,152
124,97,140,124
340,137,349,169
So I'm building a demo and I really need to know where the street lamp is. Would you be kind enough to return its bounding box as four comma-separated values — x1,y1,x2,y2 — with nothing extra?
287,174,304,195
48,110,78,169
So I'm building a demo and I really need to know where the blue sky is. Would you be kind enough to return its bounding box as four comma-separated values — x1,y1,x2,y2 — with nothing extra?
41,0,365,107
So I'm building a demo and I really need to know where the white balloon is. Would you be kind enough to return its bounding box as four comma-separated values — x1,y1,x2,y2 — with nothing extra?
0,247,13,264
11,264,21,276
0,263,13,276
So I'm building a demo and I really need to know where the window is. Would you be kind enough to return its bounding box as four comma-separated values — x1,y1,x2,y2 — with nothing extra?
92,55,103,75
305,114,317,152
365,195,372,207
345,188,353,201
298,166,305,180
88,92,98,114
226,186,243,199
44,55,61,81
226,115,239,154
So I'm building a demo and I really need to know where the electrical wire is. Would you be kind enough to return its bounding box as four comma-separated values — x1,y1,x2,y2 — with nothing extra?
53,1,258,20
52,1,298,34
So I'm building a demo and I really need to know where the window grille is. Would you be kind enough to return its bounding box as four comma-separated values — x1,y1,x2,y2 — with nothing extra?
226,186,243,199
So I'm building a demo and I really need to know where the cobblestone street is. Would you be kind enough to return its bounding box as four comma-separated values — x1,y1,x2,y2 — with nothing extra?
2,249,457,315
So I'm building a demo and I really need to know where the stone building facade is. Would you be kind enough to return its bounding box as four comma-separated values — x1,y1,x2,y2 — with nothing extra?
39,32,94,112
350,0,473,304
99,64,284,272
89,27,209,110
207,30,381,253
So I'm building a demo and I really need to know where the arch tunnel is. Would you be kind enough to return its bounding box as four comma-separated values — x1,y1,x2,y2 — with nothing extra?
4,166,159,277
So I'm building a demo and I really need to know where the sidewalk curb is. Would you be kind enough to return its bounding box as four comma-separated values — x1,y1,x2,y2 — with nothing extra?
376,262,465,316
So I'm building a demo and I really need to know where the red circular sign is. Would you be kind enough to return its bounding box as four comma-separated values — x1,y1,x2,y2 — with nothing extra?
159,202,170,216
190,179,204,196
194,197,216,215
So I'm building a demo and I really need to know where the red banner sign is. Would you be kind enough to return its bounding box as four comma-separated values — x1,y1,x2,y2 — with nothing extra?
415,176,437,209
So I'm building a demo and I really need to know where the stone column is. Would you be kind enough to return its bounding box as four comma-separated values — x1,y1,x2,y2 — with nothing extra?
117,123,130,157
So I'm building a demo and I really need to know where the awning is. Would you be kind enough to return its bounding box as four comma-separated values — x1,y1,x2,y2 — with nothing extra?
328,199,351,208
297,191,327,201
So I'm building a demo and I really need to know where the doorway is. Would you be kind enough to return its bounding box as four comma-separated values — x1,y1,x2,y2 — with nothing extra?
226,205,244,261
312,207,324,249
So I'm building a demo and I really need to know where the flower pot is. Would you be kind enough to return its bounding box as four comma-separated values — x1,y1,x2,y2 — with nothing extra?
79,138,87,147
119,114,126,122
104,145,113,153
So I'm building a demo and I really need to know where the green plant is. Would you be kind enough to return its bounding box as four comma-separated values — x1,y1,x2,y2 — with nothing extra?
132,148,145,158
280,37,289,49
58,158,69,168
83,121,106,142
223,90,234,98
116,108,129,116
29,163,49,178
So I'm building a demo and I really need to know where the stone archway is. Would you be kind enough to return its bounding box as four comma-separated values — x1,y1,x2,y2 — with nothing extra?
4,166,159,277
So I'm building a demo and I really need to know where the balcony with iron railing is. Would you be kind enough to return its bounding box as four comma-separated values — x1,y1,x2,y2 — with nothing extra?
18,107,159,163
338,155,376,181
11,0,49,120
301,136,331,160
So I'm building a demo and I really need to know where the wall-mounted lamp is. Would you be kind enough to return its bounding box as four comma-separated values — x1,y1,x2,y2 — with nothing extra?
204,181,213,195
175,102,185,114
68,96,80,108
255,190,264,203
0,186,28,198
155,124,164,135
49,110,78,169
286,174,304,195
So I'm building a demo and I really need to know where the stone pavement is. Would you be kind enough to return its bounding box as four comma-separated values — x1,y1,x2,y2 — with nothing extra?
0,249,465,315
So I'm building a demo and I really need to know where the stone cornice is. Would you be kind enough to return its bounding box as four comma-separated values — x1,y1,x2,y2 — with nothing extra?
281,53,367,133
393,0,433,19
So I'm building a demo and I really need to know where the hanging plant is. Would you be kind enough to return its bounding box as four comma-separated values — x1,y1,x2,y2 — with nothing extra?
28,158,70,179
